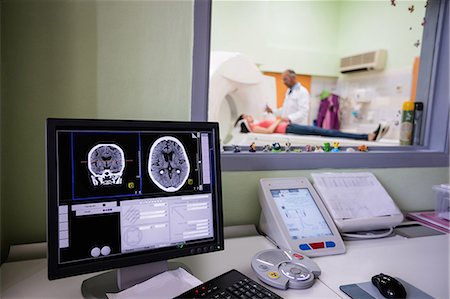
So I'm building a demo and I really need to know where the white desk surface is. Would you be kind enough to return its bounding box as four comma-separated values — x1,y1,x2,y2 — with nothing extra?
314,234,450,299
1,234,449,299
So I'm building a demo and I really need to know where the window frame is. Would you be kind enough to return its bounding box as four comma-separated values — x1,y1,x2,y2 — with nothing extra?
191,0,449,171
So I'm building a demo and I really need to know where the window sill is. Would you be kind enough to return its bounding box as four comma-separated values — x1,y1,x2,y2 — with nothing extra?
220,150,449,171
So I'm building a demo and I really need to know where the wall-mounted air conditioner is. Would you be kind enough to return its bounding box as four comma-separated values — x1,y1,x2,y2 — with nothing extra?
340,49,387,74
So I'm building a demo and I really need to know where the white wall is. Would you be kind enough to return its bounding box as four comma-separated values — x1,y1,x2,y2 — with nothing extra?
211,0,340,76
211,0,426,76
337,0,425,70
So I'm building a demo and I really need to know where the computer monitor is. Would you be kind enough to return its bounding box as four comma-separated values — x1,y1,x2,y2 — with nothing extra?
46,118,224,296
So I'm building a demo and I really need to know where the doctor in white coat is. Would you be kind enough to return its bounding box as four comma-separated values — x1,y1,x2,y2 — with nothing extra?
265,69,310,125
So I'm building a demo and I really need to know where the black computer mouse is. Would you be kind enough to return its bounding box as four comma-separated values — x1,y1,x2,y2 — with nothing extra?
371,273,407,299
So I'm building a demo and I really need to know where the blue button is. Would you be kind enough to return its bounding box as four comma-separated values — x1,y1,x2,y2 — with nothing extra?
299,244,311,250
325,241,336,248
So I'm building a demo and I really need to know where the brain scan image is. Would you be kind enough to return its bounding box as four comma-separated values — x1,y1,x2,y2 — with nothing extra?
148,136,190,192
88,144,125,186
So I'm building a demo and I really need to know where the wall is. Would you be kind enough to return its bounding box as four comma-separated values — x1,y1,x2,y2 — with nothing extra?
222,168,449,226
211,0,340,76
211,0,426,76
337,0,425,70
96,2,192,120
0,0,193,263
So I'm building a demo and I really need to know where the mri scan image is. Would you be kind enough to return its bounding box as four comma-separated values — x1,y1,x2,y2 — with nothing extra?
88,144,125,186
148,136,190,192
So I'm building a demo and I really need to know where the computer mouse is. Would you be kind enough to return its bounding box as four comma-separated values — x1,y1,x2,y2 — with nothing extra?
371,273,407,299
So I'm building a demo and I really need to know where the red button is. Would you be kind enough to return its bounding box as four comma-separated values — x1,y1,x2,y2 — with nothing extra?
293,253,304,259
309,242,325,249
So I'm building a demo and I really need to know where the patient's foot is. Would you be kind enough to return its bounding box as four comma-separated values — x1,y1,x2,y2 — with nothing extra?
377,123,390,141
368,124,382,141
368,123,390,141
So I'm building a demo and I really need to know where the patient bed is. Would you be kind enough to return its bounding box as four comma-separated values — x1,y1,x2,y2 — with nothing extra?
208,52,399,148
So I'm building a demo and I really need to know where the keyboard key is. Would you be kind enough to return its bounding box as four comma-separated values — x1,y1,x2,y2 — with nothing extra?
232,290,241,296
174,269,282,299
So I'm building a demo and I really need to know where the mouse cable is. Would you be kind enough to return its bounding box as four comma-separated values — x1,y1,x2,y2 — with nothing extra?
341,227,394,240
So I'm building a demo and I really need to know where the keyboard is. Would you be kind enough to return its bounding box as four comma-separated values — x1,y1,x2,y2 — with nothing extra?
174,269,283,299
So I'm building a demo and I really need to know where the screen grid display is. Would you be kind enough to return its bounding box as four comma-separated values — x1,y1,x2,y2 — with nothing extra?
56,129,216,265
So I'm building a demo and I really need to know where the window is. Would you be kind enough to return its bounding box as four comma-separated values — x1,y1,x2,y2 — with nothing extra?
191,0,448,171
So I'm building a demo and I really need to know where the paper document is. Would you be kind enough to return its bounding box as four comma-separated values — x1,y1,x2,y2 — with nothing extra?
311,172,401,219
106,267,202,299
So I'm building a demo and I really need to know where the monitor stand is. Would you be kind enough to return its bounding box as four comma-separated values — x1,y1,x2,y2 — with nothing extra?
81,260,190,299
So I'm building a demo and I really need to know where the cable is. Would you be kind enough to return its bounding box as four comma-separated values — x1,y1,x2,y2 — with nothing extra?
341,227,394,240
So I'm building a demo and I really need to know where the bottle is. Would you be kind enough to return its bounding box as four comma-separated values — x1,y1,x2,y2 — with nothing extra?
400,101,415,145
413,102,424,145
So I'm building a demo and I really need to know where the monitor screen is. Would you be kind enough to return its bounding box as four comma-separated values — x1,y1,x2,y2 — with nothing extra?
270,188,333,240
47,119,223,280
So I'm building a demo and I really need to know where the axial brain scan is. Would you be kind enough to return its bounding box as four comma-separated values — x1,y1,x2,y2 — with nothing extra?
88,144,125,186
148,136,190,192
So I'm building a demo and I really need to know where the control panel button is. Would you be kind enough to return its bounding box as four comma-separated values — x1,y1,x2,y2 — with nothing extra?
299,244,311,250
293,253,304,260
325,241,336,248
309,242,325,249
268,271,280,279
258,264,269,271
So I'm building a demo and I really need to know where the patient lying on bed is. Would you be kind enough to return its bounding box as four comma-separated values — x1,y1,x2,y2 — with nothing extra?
234,114,389,141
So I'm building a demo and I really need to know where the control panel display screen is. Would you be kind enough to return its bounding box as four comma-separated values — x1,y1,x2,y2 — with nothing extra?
270,188,333,240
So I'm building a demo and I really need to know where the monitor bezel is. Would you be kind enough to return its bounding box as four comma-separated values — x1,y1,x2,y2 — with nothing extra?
46,118,224,280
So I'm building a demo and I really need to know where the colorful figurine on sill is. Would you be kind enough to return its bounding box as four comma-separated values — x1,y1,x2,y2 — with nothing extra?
331,142,340,152
272,142,282,152
233,145,241,153
262,144,272,152
285,142,292,152
323,142,332,152
346,147,356,152
358,144,369,152
249,142,257,152
314,146,324,152
305,145,314,152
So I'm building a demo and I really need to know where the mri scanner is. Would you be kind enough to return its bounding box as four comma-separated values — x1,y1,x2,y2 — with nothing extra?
208,52,277,144
208,52,398,148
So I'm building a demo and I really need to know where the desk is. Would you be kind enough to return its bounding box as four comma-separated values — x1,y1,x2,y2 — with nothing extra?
0,236,335,299
1,235,449,298
315,234,450,299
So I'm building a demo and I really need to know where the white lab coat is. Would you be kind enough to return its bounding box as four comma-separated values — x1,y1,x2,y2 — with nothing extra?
273,83,310,125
